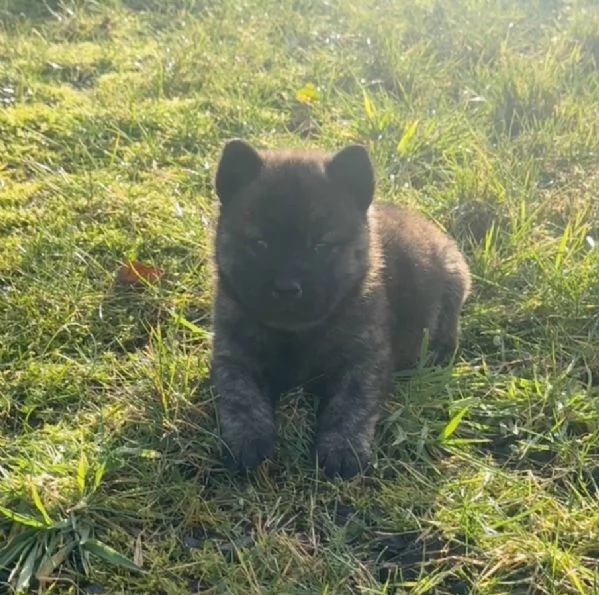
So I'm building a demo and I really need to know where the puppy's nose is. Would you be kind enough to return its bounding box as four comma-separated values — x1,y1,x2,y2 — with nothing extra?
272,278,303,300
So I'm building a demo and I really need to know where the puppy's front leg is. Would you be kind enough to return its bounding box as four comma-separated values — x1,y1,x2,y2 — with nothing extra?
314,349,392,479
213,351,277,473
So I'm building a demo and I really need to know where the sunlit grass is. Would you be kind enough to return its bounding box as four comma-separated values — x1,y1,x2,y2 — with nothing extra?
1,0,598,593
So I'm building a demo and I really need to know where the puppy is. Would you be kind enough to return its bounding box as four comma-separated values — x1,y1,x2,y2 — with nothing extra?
210,140,471,478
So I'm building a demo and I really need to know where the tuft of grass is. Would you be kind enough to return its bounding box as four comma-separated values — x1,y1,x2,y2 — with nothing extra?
1,0,598,593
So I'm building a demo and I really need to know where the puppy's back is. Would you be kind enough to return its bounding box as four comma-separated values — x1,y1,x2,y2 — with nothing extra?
372,202,470,368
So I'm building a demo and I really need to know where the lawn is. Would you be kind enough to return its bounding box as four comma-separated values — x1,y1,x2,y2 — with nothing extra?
1,0,598,593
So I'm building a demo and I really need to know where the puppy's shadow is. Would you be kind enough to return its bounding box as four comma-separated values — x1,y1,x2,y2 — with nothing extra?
83,276,161,355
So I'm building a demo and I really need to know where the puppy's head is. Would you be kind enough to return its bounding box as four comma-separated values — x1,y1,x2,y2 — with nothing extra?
214,139,375,331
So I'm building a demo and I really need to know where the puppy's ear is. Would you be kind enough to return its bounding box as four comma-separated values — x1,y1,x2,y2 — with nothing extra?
326,144,375,212
215,139,263,204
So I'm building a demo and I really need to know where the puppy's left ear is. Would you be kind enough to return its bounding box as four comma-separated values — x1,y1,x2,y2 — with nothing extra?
215,139,263,204
326,144,375,212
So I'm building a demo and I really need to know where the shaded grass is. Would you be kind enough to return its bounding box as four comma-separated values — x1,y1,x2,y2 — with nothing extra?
1,0,598,593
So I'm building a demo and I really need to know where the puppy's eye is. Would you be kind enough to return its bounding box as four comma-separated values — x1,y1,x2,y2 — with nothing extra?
314,242,333,254
249,238,268,251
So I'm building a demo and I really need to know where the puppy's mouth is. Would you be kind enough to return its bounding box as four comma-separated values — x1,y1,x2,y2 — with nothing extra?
260,315,327,333
259,303,326,332
219,270,332,332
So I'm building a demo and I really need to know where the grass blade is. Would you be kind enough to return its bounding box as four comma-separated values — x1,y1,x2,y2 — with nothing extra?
36,541,77,581
0,506,45,529
555,222,571,269
82,539,145,574
439,407,469,441
15,541,41,593
362,88,376,121
0,529,38,570
397,119,420,155
77,451,88,495
170,310,211,340
30,483,52,526
93,461,106,490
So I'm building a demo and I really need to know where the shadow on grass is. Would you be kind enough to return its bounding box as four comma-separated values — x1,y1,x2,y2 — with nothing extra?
0,0,63,22
91,282,167,355
77,362,473,593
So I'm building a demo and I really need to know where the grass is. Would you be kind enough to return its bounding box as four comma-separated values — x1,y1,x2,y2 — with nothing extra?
0,0,598,593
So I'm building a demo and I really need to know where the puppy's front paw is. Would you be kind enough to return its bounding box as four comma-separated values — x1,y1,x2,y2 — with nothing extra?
315,432,371,479
221,419,276,473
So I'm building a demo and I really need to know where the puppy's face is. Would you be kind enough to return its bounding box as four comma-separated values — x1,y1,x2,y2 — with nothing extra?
214,140,375,332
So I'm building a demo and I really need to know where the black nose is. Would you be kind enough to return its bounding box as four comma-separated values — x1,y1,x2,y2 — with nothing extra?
272,278,303,300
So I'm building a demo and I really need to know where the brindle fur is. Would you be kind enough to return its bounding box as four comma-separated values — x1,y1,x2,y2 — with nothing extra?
210,139,471,479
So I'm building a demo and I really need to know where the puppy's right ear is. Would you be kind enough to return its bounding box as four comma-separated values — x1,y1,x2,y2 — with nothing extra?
215,139,263,204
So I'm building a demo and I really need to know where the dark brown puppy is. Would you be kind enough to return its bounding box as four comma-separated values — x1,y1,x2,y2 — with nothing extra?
211,140,471,479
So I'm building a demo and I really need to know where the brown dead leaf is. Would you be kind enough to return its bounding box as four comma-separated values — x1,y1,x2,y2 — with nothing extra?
116,260,164,285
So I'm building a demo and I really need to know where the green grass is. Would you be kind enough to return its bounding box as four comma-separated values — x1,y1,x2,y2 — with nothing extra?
1,0,598,593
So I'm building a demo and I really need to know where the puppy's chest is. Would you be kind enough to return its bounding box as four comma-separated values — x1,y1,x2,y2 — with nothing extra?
261,332,328,394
